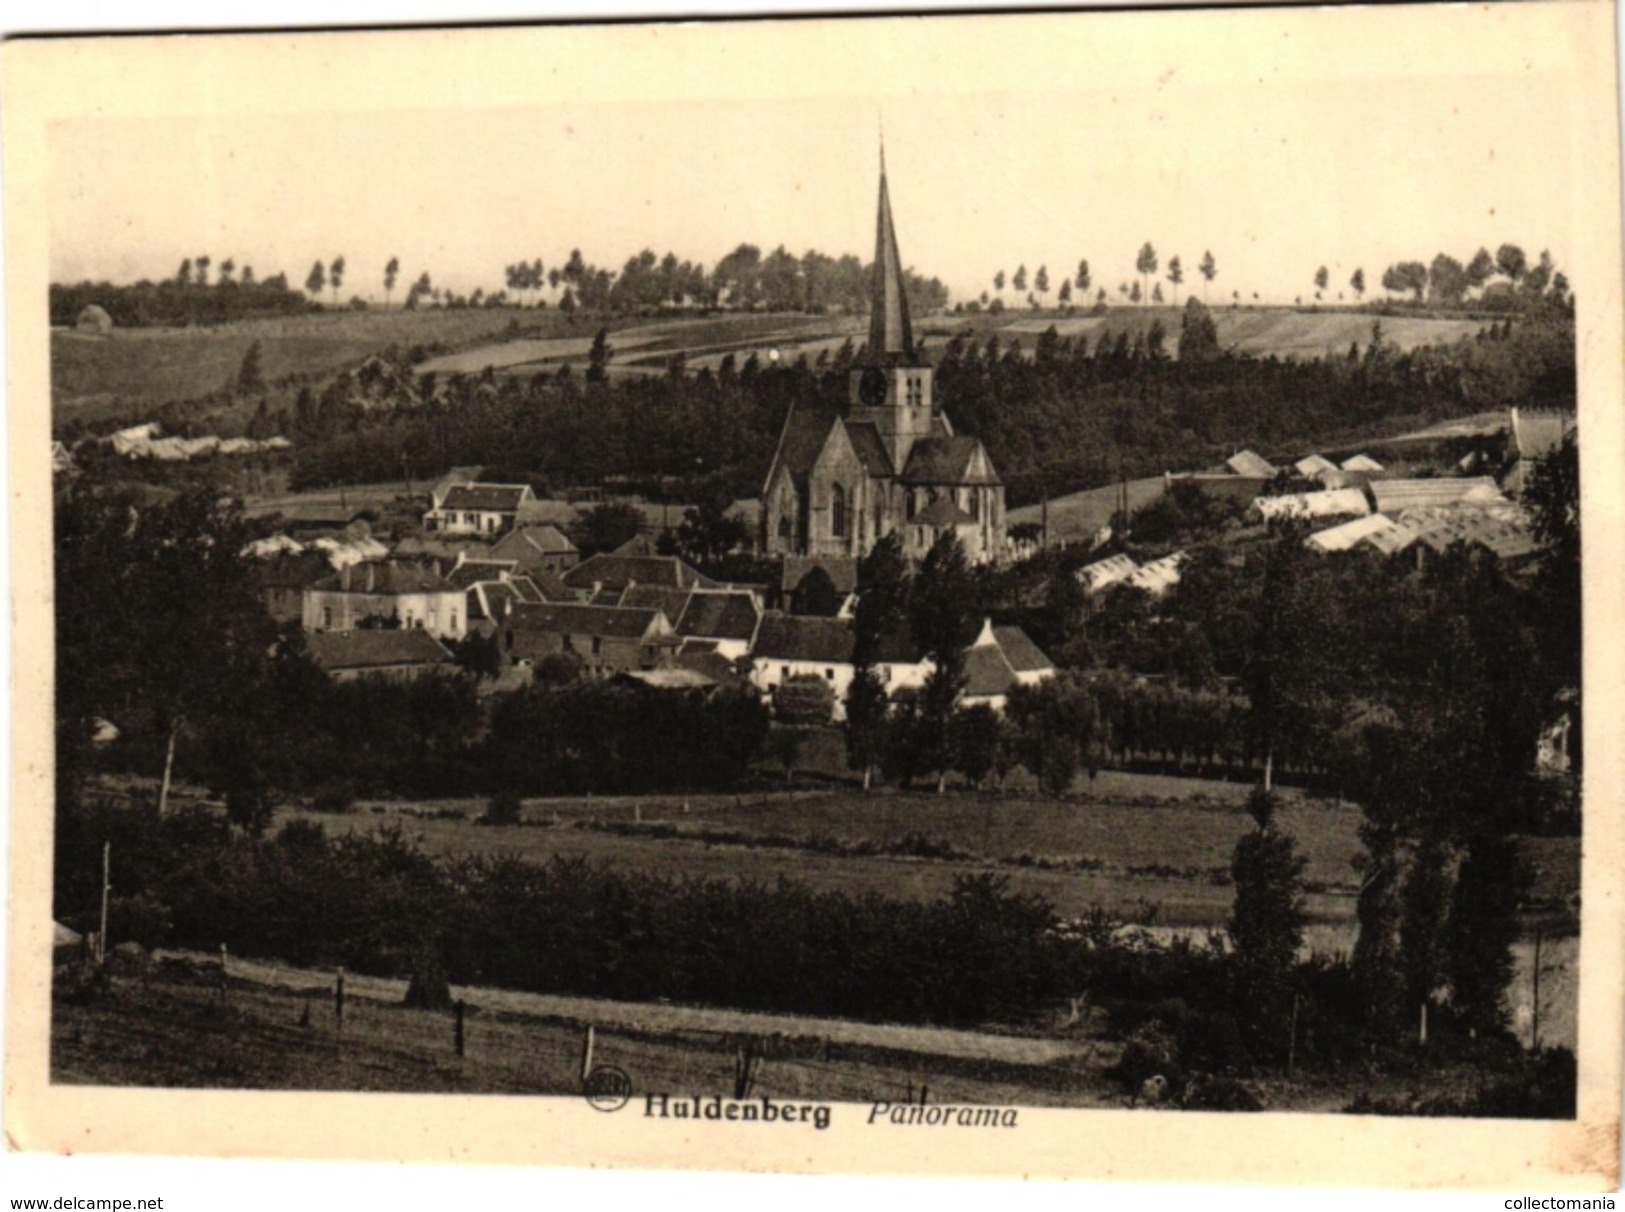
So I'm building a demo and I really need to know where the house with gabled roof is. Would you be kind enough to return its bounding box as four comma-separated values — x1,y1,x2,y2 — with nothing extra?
502,601,679,678
304,629,456,683
302,559,469,639
562,540,717,598
961,619,1058,710
761,157,1006,563
488,523,580,575
676,588,763,659
425,482,536,537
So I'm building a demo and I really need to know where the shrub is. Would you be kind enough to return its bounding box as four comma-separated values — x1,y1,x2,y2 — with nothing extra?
481,792,524,827
310,782,355,814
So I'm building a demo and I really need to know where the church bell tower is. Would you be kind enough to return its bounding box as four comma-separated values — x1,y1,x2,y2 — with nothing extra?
848,147,935,474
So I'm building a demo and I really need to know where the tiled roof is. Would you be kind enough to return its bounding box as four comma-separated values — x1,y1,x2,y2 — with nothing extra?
1294,455,1338,478
1340,454,1384,472
510,571,568,602
311,560,454,595
508,602,667,640
1306,514,1398,553
254,550,331,590
492,523,578,558
902,436,998,486
563,552,714,592
1252,488,1371,522
305,629,454,671
963,644,1019,699
913,497,977,527
440,484,530,512
1077,553,1138,594
469,580,522,622
1126,552,1187,596
1369,477,1503,514
621,584,695,624
992,625,1053,674
1226,450,1277,478
769,404,841,478
677,590,760,642
446,559,519,590
844,421,896,477
781,555,859,595
753,613,855,664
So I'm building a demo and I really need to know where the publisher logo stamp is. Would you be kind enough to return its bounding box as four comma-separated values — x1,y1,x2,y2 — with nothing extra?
584,1065,632,1112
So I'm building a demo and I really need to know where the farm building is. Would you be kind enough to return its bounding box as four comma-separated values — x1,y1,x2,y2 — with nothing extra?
1251,488,1370,523
1226,450,1277,478
1341,453,1384,473
303,629,456,683
1293,454,1339,479
562,543,716,597
780,555,858,615
1501,408,1576,497
1306,514,1398,553
761,160,1006,564
675,589,764,660
488,523,580,575
502,602,679,677
960,620,1057,710
1126,552,1187,597
1369,477,1505,515
424,482,537,537
1076,553,1138,595
303,559,468,639
75,304,114,335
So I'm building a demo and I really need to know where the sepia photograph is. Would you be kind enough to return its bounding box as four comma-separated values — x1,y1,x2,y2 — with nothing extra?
4,0,1622,1191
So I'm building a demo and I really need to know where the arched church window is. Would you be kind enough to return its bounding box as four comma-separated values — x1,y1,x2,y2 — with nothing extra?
831,483,848,538
778,515,792,539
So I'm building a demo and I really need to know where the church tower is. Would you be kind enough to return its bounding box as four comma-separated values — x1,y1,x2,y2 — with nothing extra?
848,149,936,475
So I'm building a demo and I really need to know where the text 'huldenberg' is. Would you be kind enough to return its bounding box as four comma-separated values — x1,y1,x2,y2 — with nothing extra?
644,1094,832,1130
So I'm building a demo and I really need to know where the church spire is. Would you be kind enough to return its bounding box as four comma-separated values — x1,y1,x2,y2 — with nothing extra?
868,146,915,362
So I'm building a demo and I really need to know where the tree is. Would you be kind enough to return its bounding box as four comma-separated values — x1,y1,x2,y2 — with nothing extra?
993,270,1005,295
1178,297,1220,362
1152,283,1164,305
1466,247,1496,290
1381,261,1427,303
1135,242,1158,305
951,705,1007,789
1130,281,1142,305
329,256,346,307
775,674,836,727
912,533,976,792
844,668,890,791
236,340,265,395
1012,265,1028,293
305,260,326,300
1496,243,1528,282
1229,787,1307,1060
194,255,211,286
1314,265,1329,299
1166,255,1184,305
1034,264,1050,303
176,258,192,287
586,326,613,385
1350,267,1365,301
1075,259,1092,296
384,256,400,307
218,258,235,284
1427,253,1468,305
1057,279,1072,309
574,501,644,555
1198,250,1217,303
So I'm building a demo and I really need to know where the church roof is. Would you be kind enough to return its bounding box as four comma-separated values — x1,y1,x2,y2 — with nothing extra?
869,154,915,362
901,436,1000,486
913,498,977,527
844,421,896,477
769,403,842,481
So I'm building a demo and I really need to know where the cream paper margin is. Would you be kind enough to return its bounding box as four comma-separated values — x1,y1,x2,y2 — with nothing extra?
2,3,1620,1187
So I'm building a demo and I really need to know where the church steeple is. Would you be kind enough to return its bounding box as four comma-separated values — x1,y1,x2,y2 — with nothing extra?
868,146,915,362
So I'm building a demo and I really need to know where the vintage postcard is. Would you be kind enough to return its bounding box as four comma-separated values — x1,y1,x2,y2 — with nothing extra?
3,1,1622,1192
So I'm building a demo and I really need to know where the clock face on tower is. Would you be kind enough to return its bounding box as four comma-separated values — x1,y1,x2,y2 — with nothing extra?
858,367,889,407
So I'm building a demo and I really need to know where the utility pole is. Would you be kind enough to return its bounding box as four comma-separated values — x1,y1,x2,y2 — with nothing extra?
97,842,111,962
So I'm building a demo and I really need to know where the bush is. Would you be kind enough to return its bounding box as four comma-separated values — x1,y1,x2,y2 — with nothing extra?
310,782,355,814
481,792,524,827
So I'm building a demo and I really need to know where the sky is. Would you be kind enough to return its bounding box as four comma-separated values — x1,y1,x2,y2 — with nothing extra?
43,5,1584,307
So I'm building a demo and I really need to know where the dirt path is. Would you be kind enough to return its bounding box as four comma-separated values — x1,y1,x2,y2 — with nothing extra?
165,950,1094,1067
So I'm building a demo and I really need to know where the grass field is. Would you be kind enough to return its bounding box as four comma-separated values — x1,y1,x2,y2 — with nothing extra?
284,773,1368,931
52,305,1491,429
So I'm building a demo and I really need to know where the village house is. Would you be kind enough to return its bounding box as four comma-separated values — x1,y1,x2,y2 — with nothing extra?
303,629,456,683
395,523,580,578
254,549,332,623
302,559,469,639
424,482,536,537
503,601,680,677
675,588,763,661
761,159,1006,564
562,540,718,599
749,612,1051,719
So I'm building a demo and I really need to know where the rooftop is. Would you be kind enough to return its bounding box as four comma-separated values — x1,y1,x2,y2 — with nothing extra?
304,629,454,671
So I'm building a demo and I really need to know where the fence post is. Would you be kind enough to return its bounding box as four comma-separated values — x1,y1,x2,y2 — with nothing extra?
580,1025,595,1083
335,967,346,1031
455,999,466,1058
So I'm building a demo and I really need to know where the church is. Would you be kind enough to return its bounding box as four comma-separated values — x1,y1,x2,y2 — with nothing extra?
761,159,1006,564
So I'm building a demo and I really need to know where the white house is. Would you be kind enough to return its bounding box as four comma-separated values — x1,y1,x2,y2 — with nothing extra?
425,482,536,537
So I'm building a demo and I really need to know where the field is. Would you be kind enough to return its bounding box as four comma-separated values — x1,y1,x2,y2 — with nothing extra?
52,304,1491,429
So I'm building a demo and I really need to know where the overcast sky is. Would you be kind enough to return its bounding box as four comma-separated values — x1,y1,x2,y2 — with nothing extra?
44,4,1584,306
